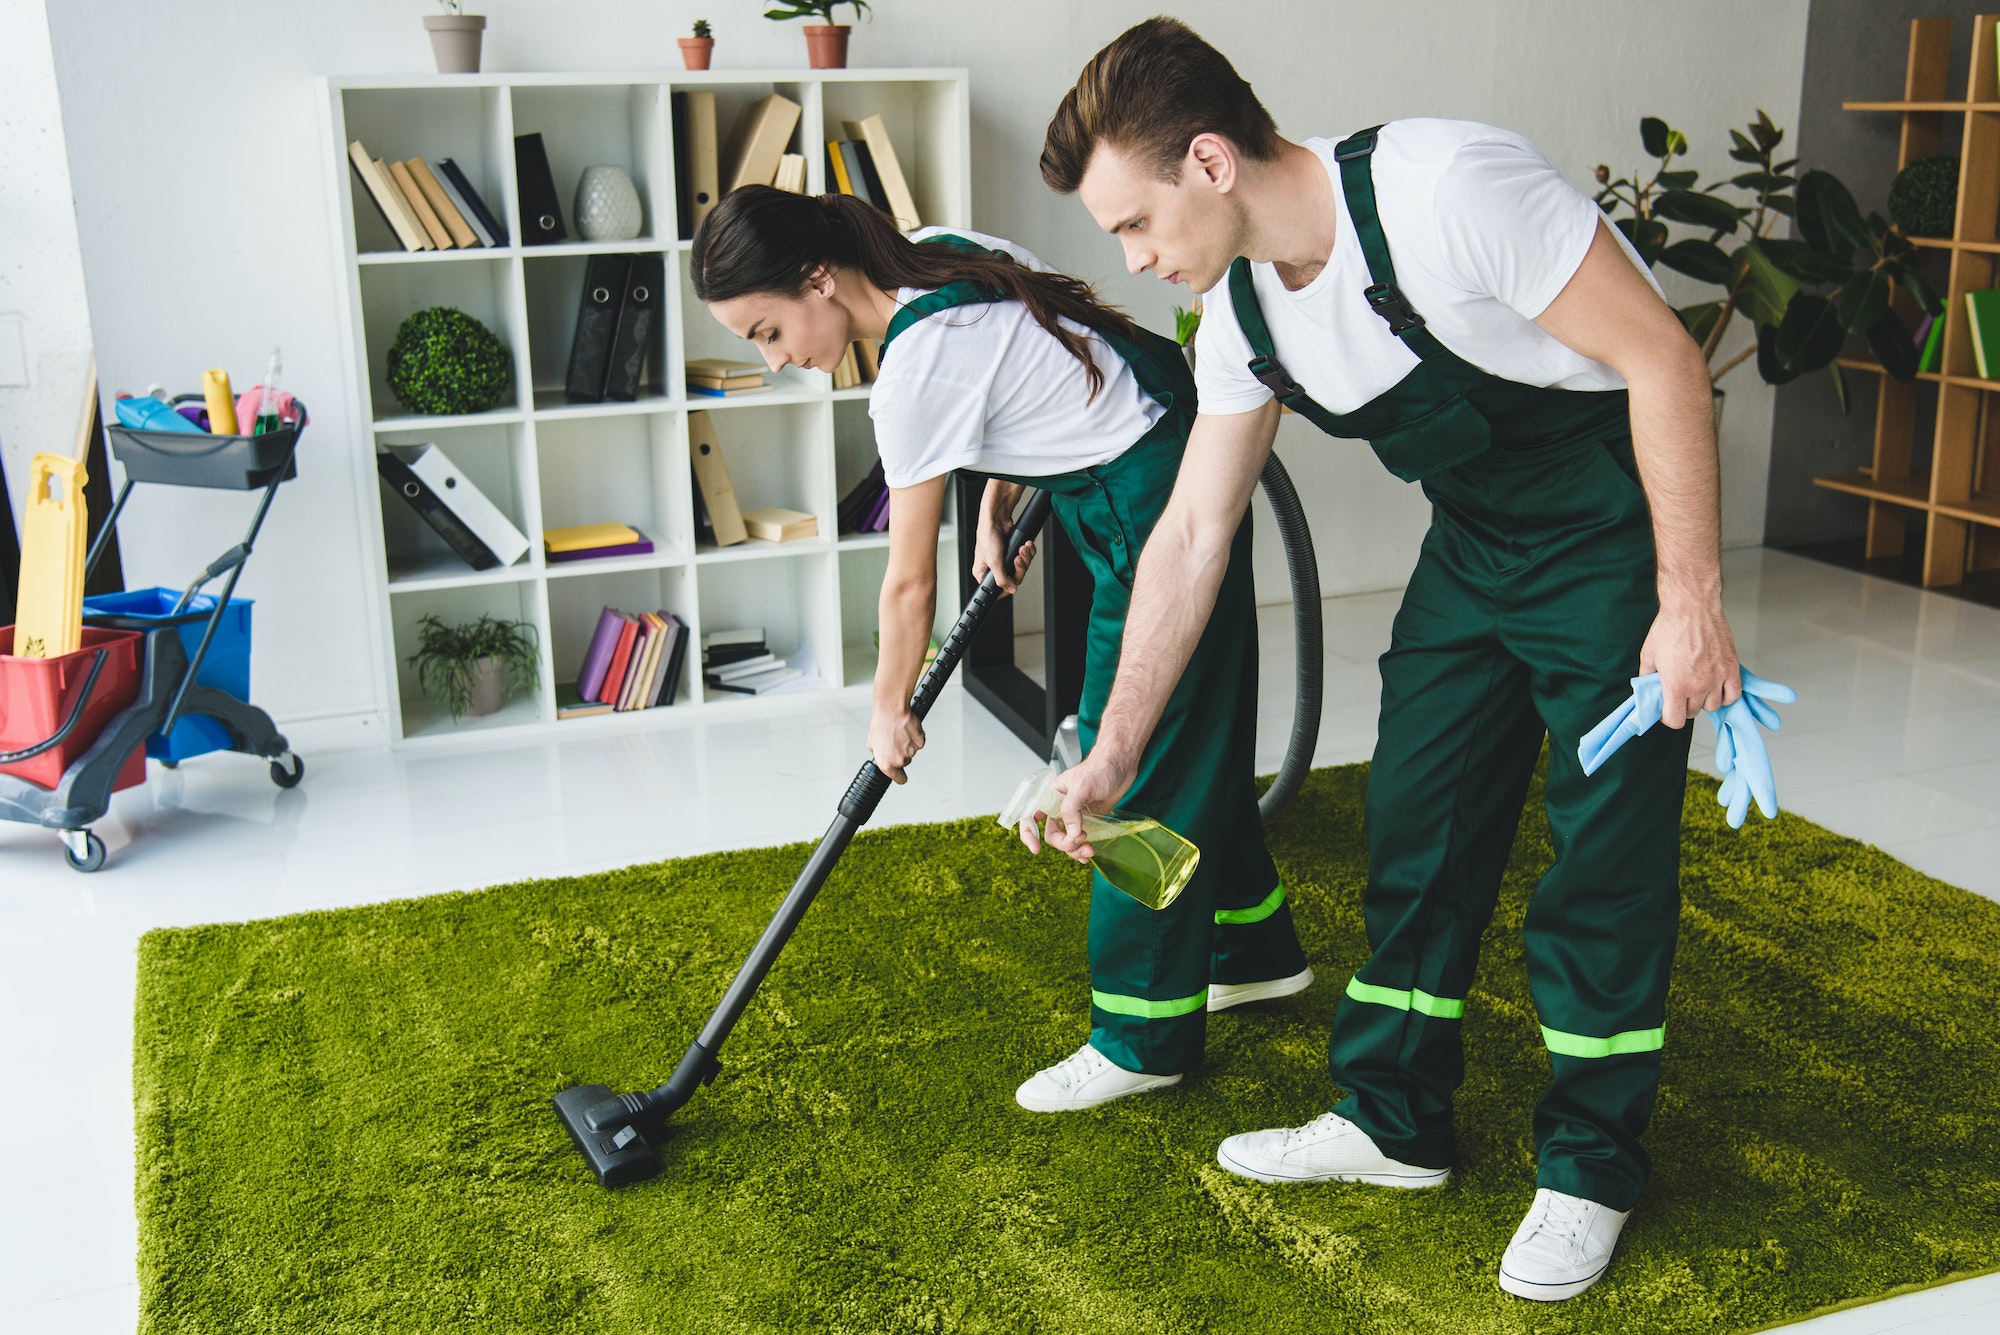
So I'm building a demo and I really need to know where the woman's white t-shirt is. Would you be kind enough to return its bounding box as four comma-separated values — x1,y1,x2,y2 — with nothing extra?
869,226,1164,489
1194,119,1662,422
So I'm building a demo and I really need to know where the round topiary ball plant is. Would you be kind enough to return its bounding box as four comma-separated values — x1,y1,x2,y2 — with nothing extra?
386,306,514,415
1888,155,1960,238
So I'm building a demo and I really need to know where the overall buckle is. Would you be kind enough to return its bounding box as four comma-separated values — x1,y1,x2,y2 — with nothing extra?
1364,283,1426,336
1247,354,1304,401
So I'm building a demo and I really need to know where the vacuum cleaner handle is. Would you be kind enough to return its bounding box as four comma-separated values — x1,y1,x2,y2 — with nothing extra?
838,487,1053,825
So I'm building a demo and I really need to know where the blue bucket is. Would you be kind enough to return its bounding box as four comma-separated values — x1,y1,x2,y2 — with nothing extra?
82,587,253,762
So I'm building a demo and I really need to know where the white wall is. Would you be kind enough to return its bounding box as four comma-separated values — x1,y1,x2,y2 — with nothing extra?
0,0,94,538
21,0,1809,728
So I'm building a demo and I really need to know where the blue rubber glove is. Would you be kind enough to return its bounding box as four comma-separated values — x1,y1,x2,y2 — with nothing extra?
1578,674,1663,777
1707,668,1797,829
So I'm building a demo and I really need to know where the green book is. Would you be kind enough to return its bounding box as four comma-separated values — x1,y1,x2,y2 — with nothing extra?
555,680,613,719
1965,290,2000,379
1918,311,1946,373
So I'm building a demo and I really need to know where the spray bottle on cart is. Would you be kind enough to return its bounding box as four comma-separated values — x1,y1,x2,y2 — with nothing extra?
999,763,1200,910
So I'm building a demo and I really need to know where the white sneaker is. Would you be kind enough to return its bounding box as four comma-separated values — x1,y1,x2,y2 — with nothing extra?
1207,966,1314,1012
1014,1041,1182,1112
1215,1111,1449,1187
1498,1188,1630,1301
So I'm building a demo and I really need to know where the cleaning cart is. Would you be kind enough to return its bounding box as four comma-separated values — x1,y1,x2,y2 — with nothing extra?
0,407,307,872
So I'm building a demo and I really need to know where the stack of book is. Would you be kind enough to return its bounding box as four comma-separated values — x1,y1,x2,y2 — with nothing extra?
560,606,690,717
826,116,921,233
347,140,507,253
838,460,891,536
377,444,531,571
687,358,770,398
703,628,803,694
544,522,653,564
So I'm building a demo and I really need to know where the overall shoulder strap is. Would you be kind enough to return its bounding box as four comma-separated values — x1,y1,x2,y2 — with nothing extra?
1332,126,1450,362
880,234,1008,355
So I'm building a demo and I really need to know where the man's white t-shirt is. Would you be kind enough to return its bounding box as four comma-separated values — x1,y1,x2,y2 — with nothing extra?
1194,119,1662,421
870,226,1163,489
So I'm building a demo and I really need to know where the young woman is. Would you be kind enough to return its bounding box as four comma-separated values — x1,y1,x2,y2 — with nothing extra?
691,185,1311,1111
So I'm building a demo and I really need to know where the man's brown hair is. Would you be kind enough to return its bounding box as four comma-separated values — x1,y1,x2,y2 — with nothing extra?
1041,16,1282,195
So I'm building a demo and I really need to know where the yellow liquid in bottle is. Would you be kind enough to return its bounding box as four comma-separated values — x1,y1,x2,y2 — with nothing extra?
1089,819,1200,911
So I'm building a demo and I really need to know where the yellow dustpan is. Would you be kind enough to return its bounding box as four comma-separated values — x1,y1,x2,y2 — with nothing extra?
12,452,88,659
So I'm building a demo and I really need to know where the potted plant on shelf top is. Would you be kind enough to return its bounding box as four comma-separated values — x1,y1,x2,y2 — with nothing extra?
408,614,541,723
1594,111,1940,418
680,19,715,71
764,0,869,70
423,1,486,75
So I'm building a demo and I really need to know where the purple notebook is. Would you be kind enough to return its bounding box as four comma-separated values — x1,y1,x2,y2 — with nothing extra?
577,607,626,701
547,533,654,563
863,486,891,533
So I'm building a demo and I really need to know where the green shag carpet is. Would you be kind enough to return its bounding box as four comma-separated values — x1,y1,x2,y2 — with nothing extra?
135,764,2000,1334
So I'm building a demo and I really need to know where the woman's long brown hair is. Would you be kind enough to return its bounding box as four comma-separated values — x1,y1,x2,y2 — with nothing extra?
691,186,1139,399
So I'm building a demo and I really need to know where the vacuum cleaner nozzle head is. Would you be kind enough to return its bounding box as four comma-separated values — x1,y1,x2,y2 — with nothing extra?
553,1084,663,1188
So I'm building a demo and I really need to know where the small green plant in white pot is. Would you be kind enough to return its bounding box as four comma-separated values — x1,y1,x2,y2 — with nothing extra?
408,614,540,722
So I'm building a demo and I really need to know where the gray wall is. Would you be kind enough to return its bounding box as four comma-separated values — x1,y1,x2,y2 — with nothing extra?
1765,0,1983,546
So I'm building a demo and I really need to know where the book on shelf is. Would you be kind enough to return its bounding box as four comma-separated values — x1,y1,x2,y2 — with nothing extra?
404,159,479,248
514,132,567,245
566,253,631,403
1919,310,1945,373
688,410,747,546
427,161,494,247
855,338,881,380
838,460,889,535
568,607,687,714
825,140,855,196
707,651,778,681
672,90,720,239
1968,290,2000,379
707,660,802,694
840,117,922,232
687,356,769,396
387,159,454,250
742,506,817,543
377,444,529,571
774,153,809,193
348,141,430,252
723,92,802,195
604,253,664,401
438,159,506,245
688,383,773,398
830,343,861,389
836,141,884,215
544,522,653,563
703,627,766,662
557,681,615,719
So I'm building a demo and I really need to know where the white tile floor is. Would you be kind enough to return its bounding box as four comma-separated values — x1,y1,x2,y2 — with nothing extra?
3,547,1996,1332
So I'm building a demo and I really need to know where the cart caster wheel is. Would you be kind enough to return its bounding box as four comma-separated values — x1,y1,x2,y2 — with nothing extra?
159,759,178,770
64,832,107,874
270,753,305,789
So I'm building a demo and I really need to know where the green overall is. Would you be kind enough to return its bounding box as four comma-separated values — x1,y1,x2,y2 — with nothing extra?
883,238,1309,1076
1226,129,1692,1210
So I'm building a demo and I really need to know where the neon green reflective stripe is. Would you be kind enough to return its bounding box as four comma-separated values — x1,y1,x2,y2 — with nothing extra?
1215,883,1286,925
1091,988,1208,1019
1343,975,1465,1019
1541,1025,1665,1058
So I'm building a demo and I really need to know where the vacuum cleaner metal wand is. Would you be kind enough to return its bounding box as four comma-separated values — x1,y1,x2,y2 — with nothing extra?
556,488,1056,1187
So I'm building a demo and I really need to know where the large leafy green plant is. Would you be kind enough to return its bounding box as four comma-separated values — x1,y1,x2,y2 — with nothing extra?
1595,113,1940,408
763,1,869,22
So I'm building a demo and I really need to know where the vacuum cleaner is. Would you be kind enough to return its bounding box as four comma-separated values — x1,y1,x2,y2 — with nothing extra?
556,458,1323,1186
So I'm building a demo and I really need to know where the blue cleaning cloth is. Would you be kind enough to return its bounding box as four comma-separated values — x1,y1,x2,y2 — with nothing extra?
1578,666,1797,828
114,395,205,434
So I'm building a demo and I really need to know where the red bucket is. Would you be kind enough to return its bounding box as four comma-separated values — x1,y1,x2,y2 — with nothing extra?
0,626,147,792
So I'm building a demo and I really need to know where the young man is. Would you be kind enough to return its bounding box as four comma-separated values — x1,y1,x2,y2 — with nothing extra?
1036,17,1744,1302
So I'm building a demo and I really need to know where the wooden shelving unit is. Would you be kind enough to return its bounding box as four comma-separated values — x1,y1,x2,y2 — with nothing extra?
1819,16,2000,587
320,70,971,747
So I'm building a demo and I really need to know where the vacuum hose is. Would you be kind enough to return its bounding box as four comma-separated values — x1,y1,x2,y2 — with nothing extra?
1255,450,1322,824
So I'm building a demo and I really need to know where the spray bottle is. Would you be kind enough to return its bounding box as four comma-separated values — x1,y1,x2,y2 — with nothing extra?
999,763,1200,910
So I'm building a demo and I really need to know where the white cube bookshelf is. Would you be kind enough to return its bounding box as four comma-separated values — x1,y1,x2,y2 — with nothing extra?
321,69,971,746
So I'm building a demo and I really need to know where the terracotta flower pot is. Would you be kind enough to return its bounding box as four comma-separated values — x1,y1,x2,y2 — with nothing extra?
803,24,850,69
423,14,485,75
678,37,714,70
